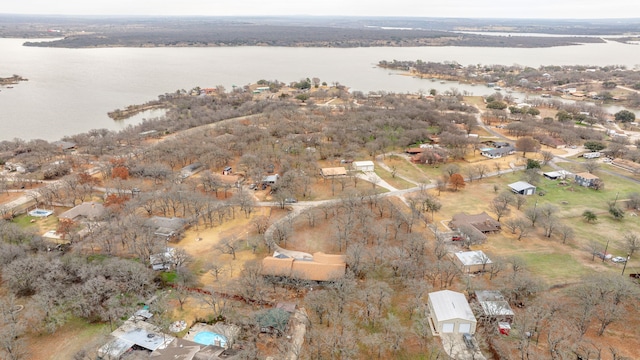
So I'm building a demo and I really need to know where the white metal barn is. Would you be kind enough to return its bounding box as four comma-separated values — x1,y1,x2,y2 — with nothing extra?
352,160,375,172
428,290,477,336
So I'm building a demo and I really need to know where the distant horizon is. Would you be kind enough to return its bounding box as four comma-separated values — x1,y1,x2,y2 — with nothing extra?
2,0,639,19
2,13,640,21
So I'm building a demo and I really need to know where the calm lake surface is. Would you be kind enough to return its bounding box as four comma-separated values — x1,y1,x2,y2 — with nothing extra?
1,38,640,141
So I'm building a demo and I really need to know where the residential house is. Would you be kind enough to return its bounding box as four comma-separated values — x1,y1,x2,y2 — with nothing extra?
611,159,640,174
454,250,493,273
98,318,175,360
480,142,515,159
51,140,77,152
474,290,515,324
405,147,425,155
261,251,346,281
261,174,279,186
427,290,477,336
58,201,105,221
320,167,347,178
146,216,187,241
449,212,501,242
149,247,176,271
575,172,600,188
543,170,573,180
508,181,536,195
352,160,375,172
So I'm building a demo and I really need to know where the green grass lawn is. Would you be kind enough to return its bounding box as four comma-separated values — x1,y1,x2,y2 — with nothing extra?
519,252,592,282
12,213,59,231
446,168,640,284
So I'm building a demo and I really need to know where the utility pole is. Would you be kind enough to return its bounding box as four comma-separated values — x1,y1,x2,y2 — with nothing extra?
602,239,610,263
622,254,631,276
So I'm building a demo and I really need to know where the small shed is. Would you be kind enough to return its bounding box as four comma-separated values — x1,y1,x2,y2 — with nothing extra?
454,250,492,273
352,160,375,172
508,181,536,195
427,290,477,336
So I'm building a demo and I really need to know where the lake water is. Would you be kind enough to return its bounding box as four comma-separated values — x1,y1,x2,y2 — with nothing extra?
1,38,640,141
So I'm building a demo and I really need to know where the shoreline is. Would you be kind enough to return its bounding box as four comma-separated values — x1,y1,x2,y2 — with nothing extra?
0,75,28,86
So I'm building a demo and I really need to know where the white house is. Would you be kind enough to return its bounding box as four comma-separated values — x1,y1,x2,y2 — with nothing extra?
454,250,493,273
428,290,477,336
352,160,375,172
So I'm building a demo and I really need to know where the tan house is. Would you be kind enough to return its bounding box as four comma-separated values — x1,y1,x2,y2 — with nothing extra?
262,252,346,281
320,167,347,178
428,290,477,336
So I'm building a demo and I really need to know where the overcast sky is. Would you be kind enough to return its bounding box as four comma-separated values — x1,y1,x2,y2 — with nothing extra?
2,0,638,19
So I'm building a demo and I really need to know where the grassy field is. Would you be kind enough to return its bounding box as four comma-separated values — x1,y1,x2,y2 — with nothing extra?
12,213,59,232
381,154,432,184
374,163,416,190
419,159,640,285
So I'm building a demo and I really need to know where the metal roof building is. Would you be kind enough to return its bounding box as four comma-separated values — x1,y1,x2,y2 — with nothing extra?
427,290,477,336
454,250,493,273
508,181,536,195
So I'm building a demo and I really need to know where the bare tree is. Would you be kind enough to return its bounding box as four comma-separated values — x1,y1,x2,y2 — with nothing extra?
208,263,226,281
541,150,555,166
217,237,241,260
583,159,600,174
557,224,575,244
623,232,640,257
474,164,489,180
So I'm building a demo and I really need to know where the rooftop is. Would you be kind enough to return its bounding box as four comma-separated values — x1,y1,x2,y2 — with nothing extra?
429,290,476,322
262,251,346,281
508,181,536,192
455,250,492,266
321,167,347,177
575,172,600,180
59,201,105,221
475,290,515,317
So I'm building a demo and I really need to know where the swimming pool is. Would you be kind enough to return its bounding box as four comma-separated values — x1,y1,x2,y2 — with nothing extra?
28,209,53,217
193,331,227,348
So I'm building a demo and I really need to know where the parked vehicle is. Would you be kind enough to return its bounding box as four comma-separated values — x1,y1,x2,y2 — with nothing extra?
596,252,612,260
462,333,475,349
612,256,627,263
451,235,462,241
285,198,298,204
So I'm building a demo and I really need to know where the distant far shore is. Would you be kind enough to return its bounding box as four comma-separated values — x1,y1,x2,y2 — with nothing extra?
0,74,27,86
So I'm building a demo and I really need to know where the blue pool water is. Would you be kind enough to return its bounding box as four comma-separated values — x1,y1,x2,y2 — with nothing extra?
28,209,53,217
193,331,227,347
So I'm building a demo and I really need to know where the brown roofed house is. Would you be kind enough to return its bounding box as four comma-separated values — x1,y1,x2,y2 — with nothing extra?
59,202,105,221
262,252,346,281
449,212,501,242
320,167,347,178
